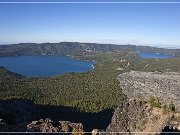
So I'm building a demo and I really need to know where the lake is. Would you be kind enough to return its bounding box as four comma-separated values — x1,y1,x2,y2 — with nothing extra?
0,56,94,77
138,52,175,58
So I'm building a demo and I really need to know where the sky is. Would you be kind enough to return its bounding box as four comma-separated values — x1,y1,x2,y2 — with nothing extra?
0,0,180,48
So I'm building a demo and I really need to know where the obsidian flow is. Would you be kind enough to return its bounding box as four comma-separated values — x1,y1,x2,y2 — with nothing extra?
0,99,113,131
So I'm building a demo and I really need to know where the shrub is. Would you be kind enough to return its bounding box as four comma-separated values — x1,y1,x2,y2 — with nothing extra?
149,96,161,108
166,101,175,112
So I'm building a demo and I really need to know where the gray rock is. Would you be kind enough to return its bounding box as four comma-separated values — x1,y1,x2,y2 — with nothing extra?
117,71,180,111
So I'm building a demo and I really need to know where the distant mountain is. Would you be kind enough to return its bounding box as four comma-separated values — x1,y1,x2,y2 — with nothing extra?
0,42,180,57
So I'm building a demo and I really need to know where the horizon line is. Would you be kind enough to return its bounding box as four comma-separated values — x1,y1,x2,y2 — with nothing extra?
1,42,180,49
1,1,180,4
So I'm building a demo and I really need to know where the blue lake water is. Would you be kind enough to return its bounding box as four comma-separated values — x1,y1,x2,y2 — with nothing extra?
0,56,94,77
138,52,175,58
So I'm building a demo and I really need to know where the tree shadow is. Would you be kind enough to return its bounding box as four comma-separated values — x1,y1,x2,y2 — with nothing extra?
0,99,113,131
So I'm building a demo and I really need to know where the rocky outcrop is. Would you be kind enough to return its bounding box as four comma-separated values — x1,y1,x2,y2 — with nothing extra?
0,118,84,133
106,99,149,133
117,71,180,111
0,99,180,134
27,118,84,133
106,99,180,135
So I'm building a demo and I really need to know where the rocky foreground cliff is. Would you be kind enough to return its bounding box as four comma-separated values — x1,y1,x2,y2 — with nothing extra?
104,70,180,135
1,99,179,134
106,99,180,135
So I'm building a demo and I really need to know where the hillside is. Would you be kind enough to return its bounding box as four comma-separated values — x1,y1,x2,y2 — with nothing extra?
0,66,24,80
0,42,180,57
1,51,180,112
1,51,136,113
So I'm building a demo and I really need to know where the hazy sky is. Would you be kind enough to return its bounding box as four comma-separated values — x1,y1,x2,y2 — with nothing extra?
0,0,180,48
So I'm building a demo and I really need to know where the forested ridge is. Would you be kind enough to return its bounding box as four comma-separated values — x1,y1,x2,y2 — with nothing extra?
1,42,180,57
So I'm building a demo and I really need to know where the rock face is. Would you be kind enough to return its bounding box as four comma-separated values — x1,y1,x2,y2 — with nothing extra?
0,118,84,133
106,99,180,135
27,118,84,133
117,71,180,111
106,99,149,133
